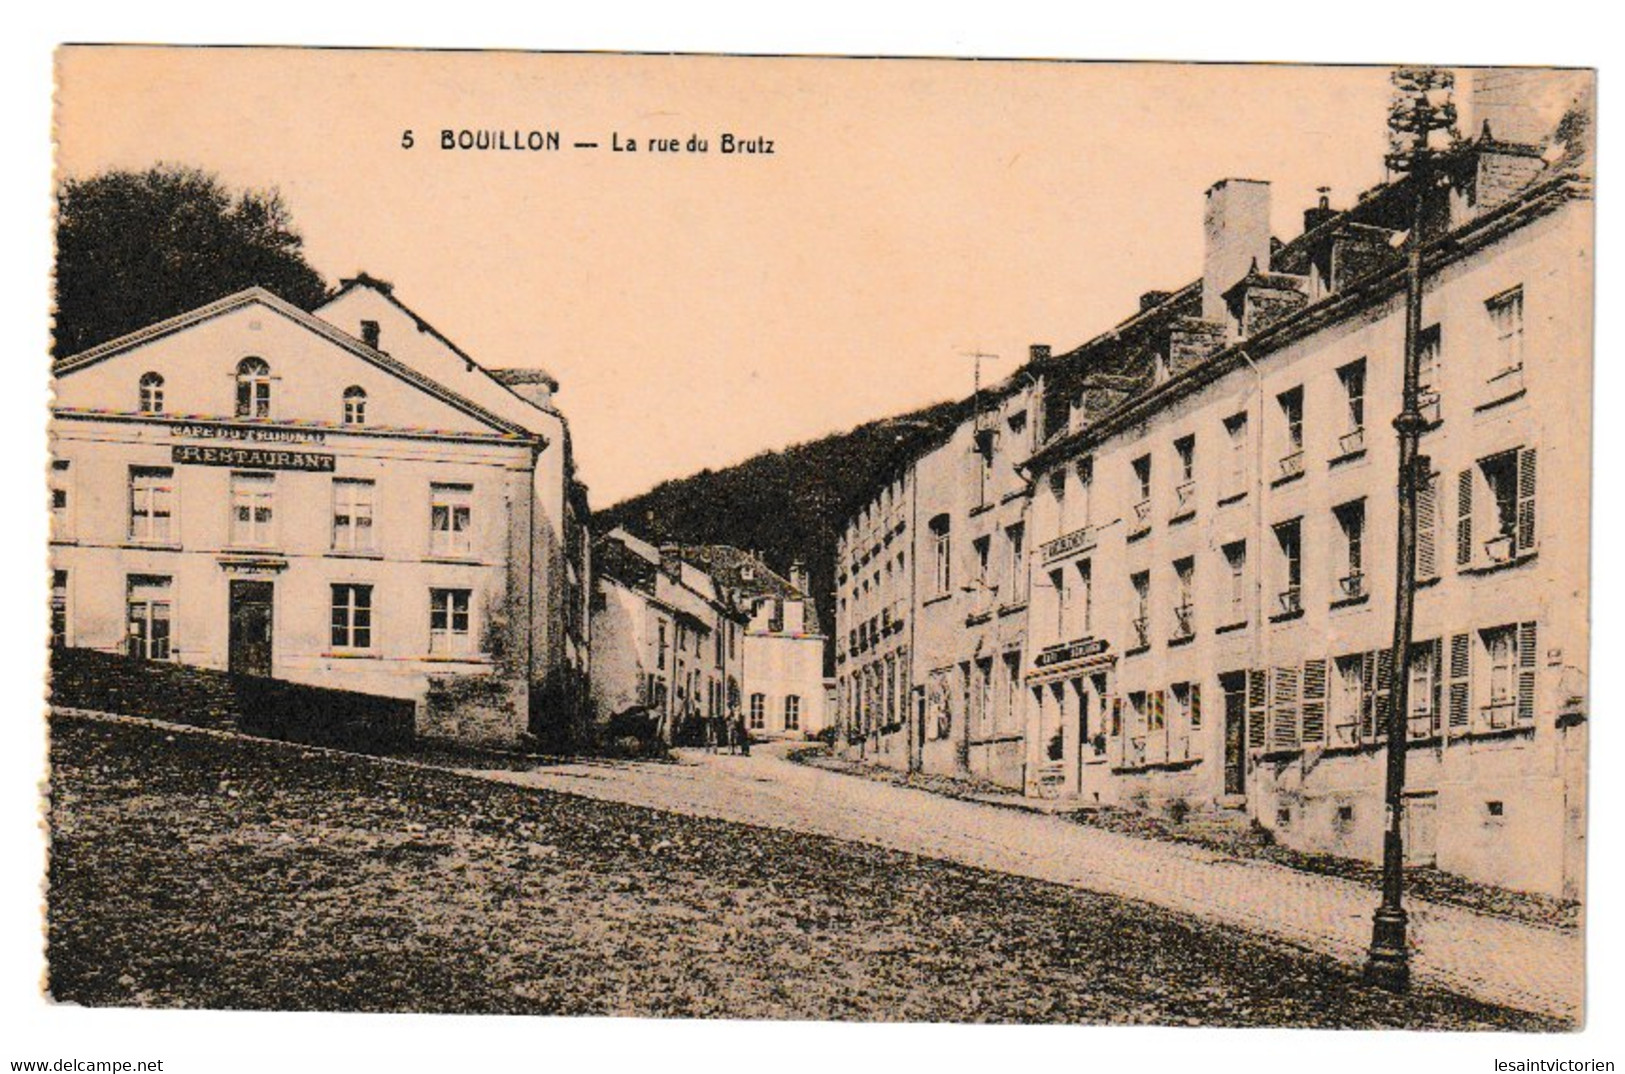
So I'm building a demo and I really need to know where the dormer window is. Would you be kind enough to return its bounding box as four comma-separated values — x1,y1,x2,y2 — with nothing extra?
343,385,367,426
139,372,165,414
235,358,271,418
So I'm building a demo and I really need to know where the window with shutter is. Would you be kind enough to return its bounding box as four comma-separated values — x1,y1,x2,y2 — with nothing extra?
1448,632,1472,734
1517,620,1538,725
1271,666,1301,750
1516,448,1538,554
1302,658,1327,745
1247,669,1268,750
1456,469,1474,567
1407,638,1442,739
1417,471,1440,580
1366,648,1394,742
1333,654,1365,746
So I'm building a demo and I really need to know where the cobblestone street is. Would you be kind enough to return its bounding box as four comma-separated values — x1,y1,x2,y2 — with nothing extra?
472,743,1582,1022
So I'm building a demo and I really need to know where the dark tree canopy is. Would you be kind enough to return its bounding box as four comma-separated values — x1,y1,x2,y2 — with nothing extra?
53,164,329,358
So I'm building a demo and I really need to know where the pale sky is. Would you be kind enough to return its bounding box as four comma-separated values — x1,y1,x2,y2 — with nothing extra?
55,49,1401,505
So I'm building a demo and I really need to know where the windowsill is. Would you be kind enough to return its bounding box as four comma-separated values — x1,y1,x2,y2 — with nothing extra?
1467,724,1536,743
321,650,379,660
1416,575,1442,589
1269,608,1305,624
1216,491,1247,508
122,541,182,552
1127,526,1150,543
1168,510,1196,526
965,611,993,626
420,653,492,664
1214,620,1248,635
1474,386,1528,414
424,555,485,567
1167,633,1195,648
1270,471,1305,489
922,592,953,607
1110,757,1203,775
1328,448,1368,468
50,537,79,546
1461,550,1539,576
1330,593,1370,611
1000,489,1026,505
969,502,994,517
997,600,1028,618
1123,644,1151,658
327,549,384,560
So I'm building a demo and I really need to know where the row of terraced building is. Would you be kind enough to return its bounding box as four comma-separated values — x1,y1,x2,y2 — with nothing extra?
832,77,1592,899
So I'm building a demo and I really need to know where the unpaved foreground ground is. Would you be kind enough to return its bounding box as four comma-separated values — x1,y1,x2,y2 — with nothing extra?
46,712,1562,1028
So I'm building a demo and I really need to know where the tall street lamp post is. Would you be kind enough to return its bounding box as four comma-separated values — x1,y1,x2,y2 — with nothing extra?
1365,65,1459,993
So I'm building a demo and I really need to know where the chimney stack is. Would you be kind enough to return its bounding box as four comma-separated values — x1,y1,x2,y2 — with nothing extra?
1303,187,1338,235
491,368,560,410
1202,178,1273,324
788,559,810,596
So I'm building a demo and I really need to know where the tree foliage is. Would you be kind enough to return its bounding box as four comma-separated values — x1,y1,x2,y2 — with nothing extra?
54,164,329,357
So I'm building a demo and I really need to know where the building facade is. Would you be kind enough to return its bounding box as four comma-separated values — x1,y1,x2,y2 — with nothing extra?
834,469,916,767
1020,138,1591,898
50,278,592,748
589,529,745,745
672,547,829,741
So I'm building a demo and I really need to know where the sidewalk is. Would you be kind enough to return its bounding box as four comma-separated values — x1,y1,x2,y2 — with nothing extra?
473,741,1584,1022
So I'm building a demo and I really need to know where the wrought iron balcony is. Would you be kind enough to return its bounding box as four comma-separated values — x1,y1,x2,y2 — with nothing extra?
1173,480,1197,514
1277,586,1303,615
1277,451,1305,481
1133,498,1153,523
1339,572,1365,599
1131,616,1151,648
1338,426,1366,455
1171,603,1195,639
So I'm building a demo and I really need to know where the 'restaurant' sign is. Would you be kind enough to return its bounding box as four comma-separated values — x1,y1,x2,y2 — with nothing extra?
172,444,336,472
1033,637,1109,668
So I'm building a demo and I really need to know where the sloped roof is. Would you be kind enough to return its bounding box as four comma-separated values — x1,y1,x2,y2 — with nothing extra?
52,286,535,440
666,544,806,601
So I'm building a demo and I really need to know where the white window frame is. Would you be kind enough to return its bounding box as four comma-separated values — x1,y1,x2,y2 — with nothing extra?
235,357,272,419
429,483,474,557
129,466,176,544
331,583,374,650
126,575,173,660
343,385,368,426
139,371,165,414
230,471,276,548
429,588,473,655
332,478,377,553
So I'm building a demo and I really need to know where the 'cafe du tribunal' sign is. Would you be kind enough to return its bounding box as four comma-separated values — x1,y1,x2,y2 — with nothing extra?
1034,637,1109,668
169,422,334,472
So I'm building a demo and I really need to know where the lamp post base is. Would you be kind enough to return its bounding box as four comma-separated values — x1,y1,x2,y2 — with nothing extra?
1365,906,1411,992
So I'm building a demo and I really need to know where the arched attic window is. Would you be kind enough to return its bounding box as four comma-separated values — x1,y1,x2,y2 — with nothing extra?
235,358,272,418
343,385,367,426
138,372,164,413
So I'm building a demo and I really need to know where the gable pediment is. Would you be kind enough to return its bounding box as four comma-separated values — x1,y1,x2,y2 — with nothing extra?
52,289,530,440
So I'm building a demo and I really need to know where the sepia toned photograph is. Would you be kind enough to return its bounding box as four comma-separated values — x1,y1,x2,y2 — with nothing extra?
38,44,1594,1048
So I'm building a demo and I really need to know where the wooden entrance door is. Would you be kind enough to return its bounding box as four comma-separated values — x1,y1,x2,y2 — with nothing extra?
228,580,274,678
1222,673,1247,796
